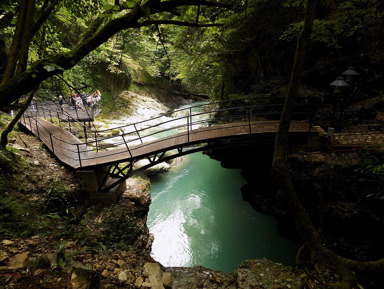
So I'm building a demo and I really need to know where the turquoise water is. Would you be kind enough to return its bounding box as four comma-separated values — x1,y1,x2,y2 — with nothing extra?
147,152,299,272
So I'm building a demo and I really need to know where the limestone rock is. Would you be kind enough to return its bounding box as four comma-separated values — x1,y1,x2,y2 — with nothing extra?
0,251,9,262
101,269,109,278
71,267,100,289
8,252,29,269
2,240,14,246
135,276,144,288
117,259,126,269
134,159,170,175
33,269,46,276
162,272,172,288
118,271,127,282
143,263,164,289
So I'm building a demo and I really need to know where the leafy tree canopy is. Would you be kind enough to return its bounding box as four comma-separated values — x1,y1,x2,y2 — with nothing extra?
0,0,232,110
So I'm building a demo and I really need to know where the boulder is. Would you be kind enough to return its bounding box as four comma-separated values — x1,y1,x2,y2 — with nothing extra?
8,252,29,269
71,267,100,289
143,263,165,289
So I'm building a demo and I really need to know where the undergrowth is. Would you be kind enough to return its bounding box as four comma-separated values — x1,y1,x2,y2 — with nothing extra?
76,206,141,251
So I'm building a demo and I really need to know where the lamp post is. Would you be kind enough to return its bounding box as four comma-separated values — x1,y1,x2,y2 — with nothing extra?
342,66,360,100
330,76,349,128
342,66,359,82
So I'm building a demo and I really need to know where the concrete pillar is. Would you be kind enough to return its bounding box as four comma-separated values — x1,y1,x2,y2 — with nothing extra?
76,168,126,205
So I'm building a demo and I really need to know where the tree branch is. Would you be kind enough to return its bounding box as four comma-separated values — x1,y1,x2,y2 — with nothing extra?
155,25,171,68
196,0,201,24
158,0,230,10
31,0,60,38
0,0,230,109
137,19,223,27
0,86,38,148
0,11,15,30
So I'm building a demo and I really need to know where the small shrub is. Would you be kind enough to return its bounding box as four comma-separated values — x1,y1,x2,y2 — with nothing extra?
0,195,35,238
357,148,384,176
77,206,142,251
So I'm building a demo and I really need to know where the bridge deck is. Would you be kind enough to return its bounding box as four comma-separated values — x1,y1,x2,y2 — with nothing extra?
20,116,320,170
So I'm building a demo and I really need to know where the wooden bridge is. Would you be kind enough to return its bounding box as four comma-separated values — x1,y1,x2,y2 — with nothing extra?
19,99,323,203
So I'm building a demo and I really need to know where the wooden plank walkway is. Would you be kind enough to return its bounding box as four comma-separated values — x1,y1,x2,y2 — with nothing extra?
332,132,384,148
20,117,321,170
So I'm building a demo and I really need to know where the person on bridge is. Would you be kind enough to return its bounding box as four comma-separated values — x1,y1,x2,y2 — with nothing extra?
75,94,84,110
29,98,36,111
90,90,101,108
58,95,64,112
81,91,88,107
86,94,94,108
94,90,101,102
70,93,76,108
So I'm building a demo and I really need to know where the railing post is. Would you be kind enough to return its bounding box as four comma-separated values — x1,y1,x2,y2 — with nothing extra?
57,111,61,128
134,124,143,143
35,118,40,138
49,133,55,153
187,115,190,143
95,131,99,152
83,125,88,143
77,144,82,167
122,135,133,158
189,107,193,131
248,106,252,134
68,116,71,132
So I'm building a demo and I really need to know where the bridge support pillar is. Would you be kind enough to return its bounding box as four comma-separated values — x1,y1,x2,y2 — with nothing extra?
76,167,126,205
307,126,327,149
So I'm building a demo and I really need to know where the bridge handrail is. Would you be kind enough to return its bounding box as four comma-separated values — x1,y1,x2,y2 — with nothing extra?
20,97,316,168
23,101,96,139
82,103,267,148
80,103,312,158
21,116,87,164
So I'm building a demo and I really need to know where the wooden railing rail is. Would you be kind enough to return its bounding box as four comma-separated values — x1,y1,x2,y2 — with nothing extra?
21,98,317,168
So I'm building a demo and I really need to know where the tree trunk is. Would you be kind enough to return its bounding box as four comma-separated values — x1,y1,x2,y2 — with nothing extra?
16,0,35,74
272,0,318,216
270,0,327,275
0,87,38,148
1,0,28,84
271,1,384,287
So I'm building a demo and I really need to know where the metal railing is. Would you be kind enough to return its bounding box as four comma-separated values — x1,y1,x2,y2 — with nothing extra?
20,98,316,168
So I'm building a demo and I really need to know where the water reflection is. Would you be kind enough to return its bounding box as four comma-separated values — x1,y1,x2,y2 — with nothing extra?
148,152,299,272
150,209,192,266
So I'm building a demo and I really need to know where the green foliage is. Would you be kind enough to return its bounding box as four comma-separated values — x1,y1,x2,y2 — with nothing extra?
61,0,103,20
0,193,35,238
55,240,86,267
280,0,384,49
45,178,79,218
357,148,384,176
283,0,307,8
56,241,68,267
169,25,227,97
0,113,12,128
77,206,142,251
356,148,384,203
100,208,140,249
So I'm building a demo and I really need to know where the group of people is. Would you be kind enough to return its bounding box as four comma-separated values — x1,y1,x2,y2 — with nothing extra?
59,90,101,110
68,90,102,110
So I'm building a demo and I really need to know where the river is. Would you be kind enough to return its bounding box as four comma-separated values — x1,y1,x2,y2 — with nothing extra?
146,103,299,272
103,97,299,272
